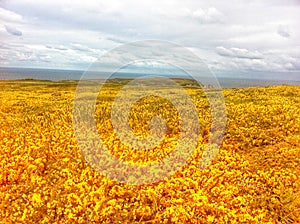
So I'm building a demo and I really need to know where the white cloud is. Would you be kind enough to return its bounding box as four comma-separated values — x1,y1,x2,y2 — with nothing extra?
0,7,23,23
157,6,224,24
191,7,223,23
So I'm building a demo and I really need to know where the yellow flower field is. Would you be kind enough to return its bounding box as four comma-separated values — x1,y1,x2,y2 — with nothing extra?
0,79,299,223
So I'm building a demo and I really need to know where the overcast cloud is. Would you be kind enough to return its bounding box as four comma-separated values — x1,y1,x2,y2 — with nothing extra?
0,0,299,80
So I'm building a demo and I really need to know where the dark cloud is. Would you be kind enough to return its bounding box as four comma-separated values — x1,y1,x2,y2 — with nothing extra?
70,43,91,52
44,45,67,50
4,24,22,36
0,43,11,49
216,46,264,59
106,37,127,44
277,25,290,38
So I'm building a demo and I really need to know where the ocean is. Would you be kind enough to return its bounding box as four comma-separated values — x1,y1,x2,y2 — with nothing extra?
0,67,299,89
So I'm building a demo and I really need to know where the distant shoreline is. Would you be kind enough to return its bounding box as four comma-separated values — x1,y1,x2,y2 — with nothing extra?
0,67,300,88
0,78,300,90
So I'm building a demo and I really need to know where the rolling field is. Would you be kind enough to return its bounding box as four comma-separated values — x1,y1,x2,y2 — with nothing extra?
0,79,300,223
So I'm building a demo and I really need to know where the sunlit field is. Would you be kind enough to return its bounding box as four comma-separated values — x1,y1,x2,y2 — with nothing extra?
0,79,300,223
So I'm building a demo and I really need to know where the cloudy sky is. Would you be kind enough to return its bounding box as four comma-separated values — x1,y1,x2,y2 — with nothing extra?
0,0,300,80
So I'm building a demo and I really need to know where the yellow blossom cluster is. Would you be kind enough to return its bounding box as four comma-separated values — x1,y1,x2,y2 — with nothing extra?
0,80,299,223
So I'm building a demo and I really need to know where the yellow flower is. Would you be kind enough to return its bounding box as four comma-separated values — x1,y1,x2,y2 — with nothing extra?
32,193,42,204
207,215,215,223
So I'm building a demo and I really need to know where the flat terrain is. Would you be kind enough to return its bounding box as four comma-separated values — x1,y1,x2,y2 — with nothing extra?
0,80,299,223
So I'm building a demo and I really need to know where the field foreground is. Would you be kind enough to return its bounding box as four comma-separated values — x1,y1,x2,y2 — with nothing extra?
0,80,300,223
